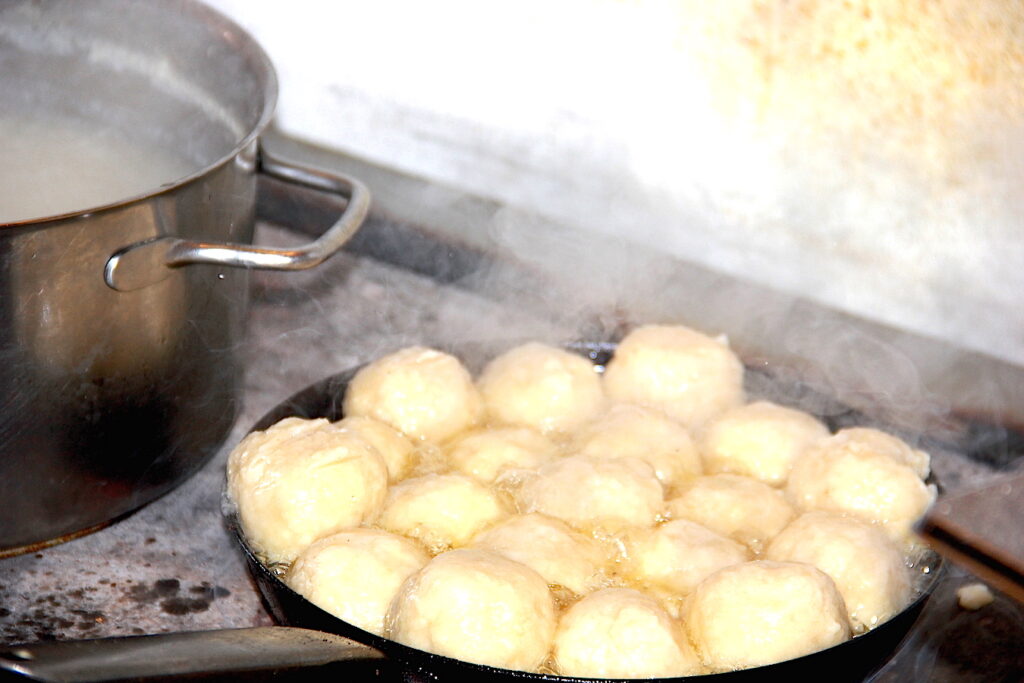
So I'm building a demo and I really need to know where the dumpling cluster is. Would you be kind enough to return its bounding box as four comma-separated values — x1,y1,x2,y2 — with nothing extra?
226,324,935,676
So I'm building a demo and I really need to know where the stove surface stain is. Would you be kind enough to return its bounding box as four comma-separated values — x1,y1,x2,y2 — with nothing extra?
127,578,231,616
0,576,234,643
0,591,108,643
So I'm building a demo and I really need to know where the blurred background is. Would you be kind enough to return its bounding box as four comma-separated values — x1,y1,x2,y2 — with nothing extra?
207,0,1024,366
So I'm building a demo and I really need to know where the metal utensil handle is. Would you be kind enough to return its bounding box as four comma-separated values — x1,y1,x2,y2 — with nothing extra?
0,626,386,682
103,150,371,292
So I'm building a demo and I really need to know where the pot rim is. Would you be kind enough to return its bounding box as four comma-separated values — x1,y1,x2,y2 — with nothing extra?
0,0,278,229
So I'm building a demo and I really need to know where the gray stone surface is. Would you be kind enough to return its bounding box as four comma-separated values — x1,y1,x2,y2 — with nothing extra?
0,222,1021,680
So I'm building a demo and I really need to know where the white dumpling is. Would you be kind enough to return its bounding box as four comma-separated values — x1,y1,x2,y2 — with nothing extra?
227,417,389,564
683,561,851,672
554,588,702,678
573,403,702,492
448,428,558,484
285,528,429,636
667,474,795,553
471,513,610,595
831,427,931,479
343,346,483,443
516,455,664,531
477,342,605,435
624,519,750,597
603,325,744,428
336,415,416,482
786,433,936,540
699,401,829,486
377,473,508,553
766,511,911,632
386,549,556,671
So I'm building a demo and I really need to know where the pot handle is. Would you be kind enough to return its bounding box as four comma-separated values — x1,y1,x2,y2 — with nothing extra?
103,149,371,292
0,626,388,681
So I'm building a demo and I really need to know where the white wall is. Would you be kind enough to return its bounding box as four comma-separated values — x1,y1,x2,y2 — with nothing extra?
206,0,1024,366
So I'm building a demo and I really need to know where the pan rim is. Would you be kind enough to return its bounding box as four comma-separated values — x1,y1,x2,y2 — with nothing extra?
225,340,944,681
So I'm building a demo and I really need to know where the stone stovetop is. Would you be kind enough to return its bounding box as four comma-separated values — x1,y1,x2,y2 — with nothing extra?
1,216,1022,681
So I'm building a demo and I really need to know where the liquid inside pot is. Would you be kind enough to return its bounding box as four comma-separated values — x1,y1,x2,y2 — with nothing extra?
0,115,196,223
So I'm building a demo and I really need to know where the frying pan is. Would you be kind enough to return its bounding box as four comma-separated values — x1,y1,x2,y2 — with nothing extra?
0,343,942,682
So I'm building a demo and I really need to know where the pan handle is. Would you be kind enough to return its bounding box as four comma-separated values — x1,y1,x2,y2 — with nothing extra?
102,148,371,292
0,626,387,682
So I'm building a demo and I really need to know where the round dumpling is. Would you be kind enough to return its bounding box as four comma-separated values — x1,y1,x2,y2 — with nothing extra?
285,528,429,636
336,415,415,482
516,455,664,531
471,513,609,595
227,417,389,564
377,473,508,553
699,401,829,486
831,427,931,479
448,428,558,484
343,346,483,443
666,474,795,553
786,434,936,540
477,342,605,435
573,403,702,492
683,561,851,671
554,588,702,678
386,549,556,671
766,511,911,633
603,325,744,428
624,519,750,597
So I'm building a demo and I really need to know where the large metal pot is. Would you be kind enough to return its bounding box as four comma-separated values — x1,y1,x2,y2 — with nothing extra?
0,0,369,555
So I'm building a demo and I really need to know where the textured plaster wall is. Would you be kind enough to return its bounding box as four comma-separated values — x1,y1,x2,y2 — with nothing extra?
206,0,1024,366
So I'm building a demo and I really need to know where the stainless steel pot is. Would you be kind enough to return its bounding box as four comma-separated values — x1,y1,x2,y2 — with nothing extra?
0,0,370,555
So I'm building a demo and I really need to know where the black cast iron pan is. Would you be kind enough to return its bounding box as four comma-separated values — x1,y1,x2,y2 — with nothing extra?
0,343,943,682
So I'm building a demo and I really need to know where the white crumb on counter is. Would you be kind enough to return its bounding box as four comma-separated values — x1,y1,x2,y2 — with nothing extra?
956,583,995,610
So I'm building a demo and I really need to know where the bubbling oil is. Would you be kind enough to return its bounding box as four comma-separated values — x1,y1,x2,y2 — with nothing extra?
0,116,196,223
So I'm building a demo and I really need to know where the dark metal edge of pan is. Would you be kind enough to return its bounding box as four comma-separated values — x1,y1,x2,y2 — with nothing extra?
227,341,945,682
